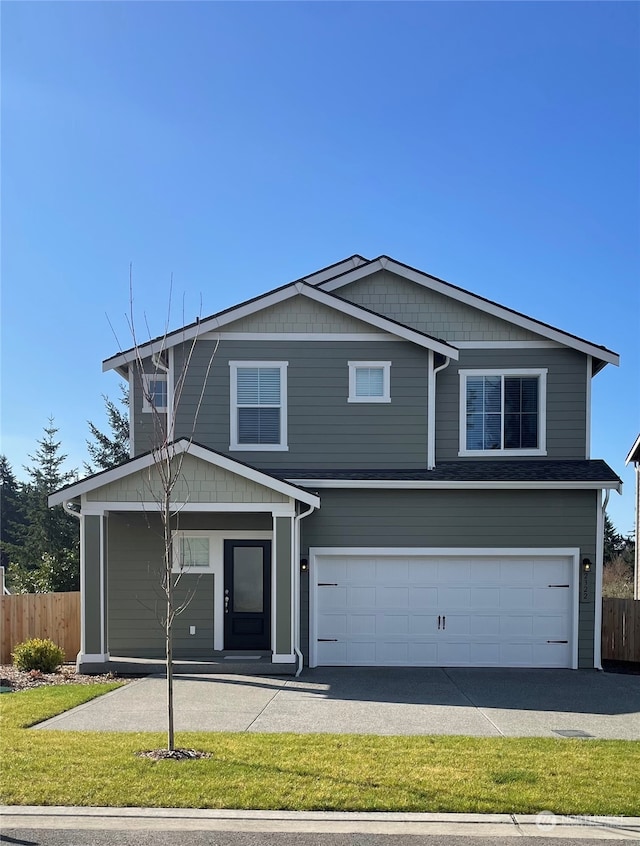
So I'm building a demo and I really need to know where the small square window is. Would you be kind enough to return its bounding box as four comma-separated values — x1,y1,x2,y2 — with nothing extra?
174,535,211,572
142,373,168,413
348,361,391,403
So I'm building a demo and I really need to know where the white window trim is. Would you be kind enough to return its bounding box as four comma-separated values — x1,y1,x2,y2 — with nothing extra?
458,368,547,457
229,361,288,451
171,530,273,651
348,361,391,403
142,373,168,413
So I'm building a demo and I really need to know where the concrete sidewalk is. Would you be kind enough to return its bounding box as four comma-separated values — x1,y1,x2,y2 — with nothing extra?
2,806,639,840
33,667,640,739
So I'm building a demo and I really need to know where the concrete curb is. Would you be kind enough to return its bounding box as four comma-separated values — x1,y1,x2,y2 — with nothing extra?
2,807,639,839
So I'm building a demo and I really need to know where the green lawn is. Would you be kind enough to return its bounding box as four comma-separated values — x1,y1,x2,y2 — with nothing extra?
1,685,638,814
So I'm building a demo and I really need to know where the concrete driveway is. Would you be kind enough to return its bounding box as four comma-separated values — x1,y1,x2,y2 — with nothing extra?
35,667,640,739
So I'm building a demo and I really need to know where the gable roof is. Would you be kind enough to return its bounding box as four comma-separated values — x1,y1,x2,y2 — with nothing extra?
48,439,321,508
312,256,619,373
103,273,459,373
626,433,640,465
103,254,618,375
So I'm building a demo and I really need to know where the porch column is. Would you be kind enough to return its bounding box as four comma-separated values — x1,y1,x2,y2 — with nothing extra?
77,512,108,671
272,515,294,662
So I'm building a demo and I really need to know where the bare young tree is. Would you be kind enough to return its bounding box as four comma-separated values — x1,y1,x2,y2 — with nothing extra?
112,270,217,755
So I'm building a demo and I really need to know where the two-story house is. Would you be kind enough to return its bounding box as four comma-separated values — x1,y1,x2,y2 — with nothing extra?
50,255,621,673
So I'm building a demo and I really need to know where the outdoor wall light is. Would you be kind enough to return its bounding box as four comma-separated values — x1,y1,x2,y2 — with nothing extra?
582,558,592,573
300,558,308,572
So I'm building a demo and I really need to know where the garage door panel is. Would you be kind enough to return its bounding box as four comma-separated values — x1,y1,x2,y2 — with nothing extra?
314,553,574,668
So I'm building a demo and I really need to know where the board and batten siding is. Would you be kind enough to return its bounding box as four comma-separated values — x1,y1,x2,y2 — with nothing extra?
335,270,542,341
173,339,431,469
107,512,271,658
300,489,598,668
435,347,588,461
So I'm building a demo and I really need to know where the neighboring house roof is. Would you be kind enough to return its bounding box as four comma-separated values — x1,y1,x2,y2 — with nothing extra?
625,433,640,465
48,439,321,508
103,254,618,376
274,460,622,491
103,276,459,374
312,256,619,373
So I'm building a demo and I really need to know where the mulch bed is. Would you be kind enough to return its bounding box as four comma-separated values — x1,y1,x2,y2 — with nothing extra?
136,748,211,760
0,664,126,691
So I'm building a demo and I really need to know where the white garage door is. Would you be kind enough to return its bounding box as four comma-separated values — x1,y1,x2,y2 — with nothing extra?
311,551,577,668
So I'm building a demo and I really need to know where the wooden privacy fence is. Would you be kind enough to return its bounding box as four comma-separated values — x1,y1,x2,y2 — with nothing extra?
602,598,640,662
0,592,80,665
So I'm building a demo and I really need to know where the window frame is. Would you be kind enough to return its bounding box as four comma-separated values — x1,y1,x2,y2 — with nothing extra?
142,373,168,413
458,368,547,456
348,361,391,403
172,531,213,574
229,361,288,451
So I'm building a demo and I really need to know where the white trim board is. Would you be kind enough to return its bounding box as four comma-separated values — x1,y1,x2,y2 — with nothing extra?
308,546,580,670
49,439,320,509
81,501,297,515
286,479,622,491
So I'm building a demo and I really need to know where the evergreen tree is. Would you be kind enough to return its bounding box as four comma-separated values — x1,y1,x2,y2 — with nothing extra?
0,455,26,569
85,384,130,472
6,419,79,593
604,513,628,564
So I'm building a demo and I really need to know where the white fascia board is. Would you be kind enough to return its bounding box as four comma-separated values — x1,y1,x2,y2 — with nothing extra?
625,433,640,465
298,284,458,359
318,258,619,367
286,479,622,492
49,439,321,508
302,255,368,285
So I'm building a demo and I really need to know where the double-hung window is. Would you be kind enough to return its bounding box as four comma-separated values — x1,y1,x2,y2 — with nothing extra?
230,361,288,450
459,369,547,456
142,373,168,413
348,361,391,403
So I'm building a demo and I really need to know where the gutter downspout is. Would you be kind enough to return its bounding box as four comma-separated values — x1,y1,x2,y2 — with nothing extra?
293,502,316,677
594,489,610,671
427,354,451,470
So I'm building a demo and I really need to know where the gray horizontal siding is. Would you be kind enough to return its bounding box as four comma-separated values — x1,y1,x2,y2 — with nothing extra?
436,348,587,461
173,339,430,469
300,488,597,668
106,511,270,658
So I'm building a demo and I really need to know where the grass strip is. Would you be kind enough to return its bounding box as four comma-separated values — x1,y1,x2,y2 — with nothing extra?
1,685,638,815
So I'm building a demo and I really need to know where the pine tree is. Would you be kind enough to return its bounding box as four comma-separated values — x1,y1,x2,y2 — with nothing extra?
0,455,26,569
85,384,130,472
6,419,80,593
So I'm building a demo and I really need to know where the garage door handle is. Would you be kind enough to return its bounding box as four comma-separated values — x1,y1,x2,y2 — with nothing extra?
547,640,568,644
437,615,441,630
318,638,338,642
548,584,570,588
319,583,338,586
443,615,446,630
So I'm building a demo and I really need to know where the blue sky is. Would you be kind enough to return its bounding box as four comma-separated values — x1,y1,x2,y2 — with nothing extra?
2,1,638,534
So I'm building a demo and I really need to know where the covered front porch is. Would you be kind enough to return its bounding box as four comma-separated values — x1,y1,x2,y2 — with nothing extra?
48,440,320,674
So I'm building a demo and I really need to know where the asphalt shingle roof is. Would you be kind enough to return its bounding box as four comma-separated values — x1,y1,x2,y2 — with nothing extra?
269,460,620,484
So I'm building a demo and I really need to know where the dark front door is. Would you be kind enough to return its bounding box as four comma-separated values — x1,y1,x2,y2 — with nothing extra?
223,540,271,650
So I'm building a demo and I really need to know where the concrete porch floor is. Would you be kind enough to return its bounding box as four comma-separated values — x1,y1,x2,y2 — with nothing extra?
103,652,297,676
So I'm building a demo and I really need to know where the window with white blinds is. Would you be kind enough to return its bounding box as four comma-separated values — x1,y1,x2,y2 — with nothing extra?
230,361,288,450
348,361,391,403
459,368,547,456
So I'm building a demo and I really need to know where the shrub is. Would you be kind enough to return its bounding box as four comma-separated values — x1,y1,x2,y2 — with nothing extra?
12,638,65,673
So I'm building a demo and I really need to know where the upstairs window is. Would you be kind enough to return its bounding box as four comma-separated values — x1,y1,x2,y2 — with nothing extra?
142,373,168,413
348,361,391,403
459,369,547,456
230,361,288,451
